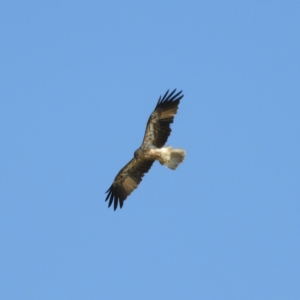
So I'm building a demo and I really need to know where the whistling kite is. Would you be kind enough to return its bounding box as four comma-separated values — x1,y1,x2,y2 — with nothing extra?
105,89,185,210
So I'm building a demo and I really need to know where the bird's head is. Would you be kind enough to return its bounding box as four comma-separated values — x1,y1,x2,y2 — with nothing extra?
134,148,142,159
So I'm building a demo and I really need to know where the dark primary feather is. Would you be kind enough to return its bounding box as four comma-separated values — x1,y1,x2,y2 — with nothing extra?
155,89,183,108
105,158,154,210
145,89,183,148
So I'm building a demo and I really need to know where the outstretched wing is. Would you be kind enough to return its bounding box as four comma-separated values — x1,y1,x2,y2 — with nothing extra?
142,89,184,148
105,158,154,210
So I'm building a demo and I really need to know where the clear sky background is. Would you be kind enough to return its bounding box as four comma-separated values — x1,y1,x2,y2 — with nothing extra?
1,1,299,299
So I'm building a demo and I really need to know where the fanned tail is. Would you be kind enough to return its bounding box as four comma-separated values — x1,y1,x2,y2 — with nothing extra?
164,148,186,170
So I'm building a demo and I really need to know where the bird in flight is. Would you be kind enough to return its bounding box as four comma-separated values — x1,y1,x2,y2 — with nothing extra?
105,89,186,210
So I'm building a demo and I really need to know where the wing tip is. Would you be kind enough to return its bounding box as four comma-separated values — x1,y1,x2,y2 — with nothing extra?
105,184,125,211
156,89,184,107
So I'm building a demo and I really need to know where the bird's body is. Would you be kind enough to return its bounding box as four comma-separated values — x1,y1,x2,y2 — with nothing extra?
105,89,185,210
135,146,185,169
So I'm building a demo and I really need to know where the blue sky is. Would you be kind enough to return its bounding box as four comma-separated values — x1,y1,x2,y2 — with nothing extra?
1,1,300,299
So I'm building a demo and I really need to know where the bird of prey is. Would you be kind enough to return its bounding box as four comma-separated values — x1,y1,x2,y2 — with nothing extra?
105,89,186,210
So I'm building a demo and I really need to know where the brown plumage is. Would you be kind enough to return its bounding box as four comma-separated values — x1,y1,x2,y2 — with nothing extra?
105,89,185,210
